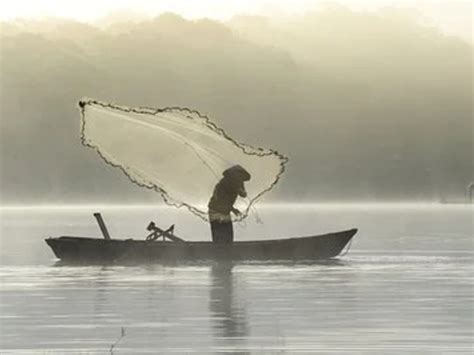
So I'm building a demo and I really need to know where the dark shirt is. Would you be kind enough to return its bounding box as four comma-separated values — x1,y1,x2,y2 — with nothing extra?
208,177,246,215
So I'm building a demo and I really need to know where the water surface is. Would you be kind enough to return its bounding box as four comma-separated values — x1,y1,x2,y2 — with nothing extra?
0,205,472,353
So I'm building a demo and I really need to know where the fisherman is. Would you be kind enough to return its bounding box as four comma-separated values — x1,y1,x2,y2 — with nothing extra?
208,165,251,243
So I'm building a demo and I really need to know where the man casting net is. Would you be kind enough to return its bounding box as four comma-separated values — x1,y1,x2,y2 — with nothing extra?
79,99,288,222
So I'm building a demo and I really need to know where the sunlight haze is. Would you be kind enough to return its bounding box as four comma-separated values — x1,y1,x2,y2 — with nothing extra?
0,0,472,41
1,1,472,204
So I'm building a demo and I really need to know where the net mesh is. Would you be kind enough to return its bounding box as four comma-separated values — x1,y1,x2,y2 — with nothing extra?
79,99,288,221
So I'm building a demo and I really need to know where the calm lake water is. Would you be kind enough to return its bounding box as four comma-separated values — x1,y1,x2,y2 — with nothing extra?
0,204,472,354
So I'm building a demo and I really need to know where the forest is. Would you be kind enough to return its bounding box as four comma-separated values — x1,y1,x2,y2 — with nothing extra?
1,8,472,204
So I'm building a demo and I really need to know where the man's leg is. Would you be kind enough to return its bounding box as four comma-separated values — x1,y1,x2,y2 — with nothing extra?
222,221,234,244
210,220,220,243
210,218,233,243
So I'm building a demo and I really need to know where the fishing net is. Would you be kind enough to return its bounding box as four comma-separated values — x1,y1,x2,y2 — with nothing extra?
79,99,288,221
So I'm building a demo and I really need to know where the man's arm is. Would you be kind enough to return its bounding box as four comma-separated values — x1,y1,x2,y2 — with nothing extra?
237,184,247,198
231,207,242,216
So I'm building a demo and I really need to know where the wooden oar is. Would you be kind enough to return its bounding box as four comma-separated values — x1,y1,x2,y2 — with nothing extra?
93,212,111,240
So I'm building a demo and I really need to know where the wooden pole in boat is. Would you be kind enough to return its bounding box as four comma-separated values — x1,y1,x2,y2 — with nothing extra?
93,212,111,240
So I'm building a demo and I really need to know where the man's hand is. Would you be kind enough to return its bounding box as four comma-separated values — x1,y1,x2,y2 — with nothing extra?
232,208,242,216
237,186,247,198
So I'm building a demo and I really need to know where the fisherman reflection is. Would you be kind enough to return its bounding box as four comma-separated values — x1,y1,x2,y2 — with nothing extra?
208,165,251,243
209,263,249,352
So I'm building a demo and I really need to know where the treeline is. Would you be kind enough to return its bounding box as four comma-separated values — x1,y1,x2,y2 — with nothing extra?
0,8,472,204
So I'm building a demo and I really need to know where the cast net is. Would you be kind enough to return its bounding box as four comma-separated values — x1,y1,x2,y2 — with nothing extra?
79,99,288,221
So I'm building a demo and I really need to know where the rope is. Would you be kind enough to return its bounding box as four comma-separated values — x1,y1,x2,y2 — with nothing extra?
251,204,263,224
237,219,247,228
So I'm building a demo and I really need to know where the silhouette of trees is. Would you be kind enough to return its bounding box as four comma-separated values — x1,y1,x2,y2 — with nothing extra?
1,9,471,203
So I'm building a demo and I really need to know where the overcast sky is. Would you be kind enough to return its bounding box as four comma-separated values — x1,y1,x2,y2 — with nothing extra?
1,0,472,41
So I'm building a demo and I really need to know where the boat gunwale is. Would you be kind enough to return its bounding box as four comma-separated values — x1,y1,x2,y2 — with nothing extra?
46,228,357,246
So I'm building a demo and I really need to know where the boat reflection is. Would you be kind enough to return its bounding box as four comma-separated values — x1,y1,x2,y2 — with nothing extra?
209,262,249,354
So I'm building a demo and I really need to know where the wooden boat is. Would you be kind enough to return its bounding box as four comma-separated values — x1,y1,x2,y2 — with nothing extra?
45,213,357,263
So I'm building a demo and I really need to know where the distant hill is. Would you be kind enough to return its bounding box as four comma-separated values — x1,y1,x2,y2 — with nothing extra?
1,9,472,204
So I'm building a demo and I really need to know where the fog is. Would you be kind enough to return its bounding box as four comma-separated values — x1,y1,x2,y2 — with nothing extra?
0,6,472,205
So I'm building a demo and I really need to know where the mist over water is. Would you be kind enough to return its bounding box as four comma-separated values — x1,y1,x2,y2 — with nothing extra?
1,7,472,204
1,2,472,353
0,205,472,353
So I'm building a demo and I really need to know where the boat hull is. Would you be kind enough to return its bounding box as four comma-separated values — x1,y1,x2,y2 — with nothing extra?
45,229,357,263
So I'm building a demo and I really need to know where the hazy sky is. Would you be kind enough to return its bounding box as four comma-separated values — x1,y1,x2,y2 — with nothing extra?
2,0,471,203
0,0,471,40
